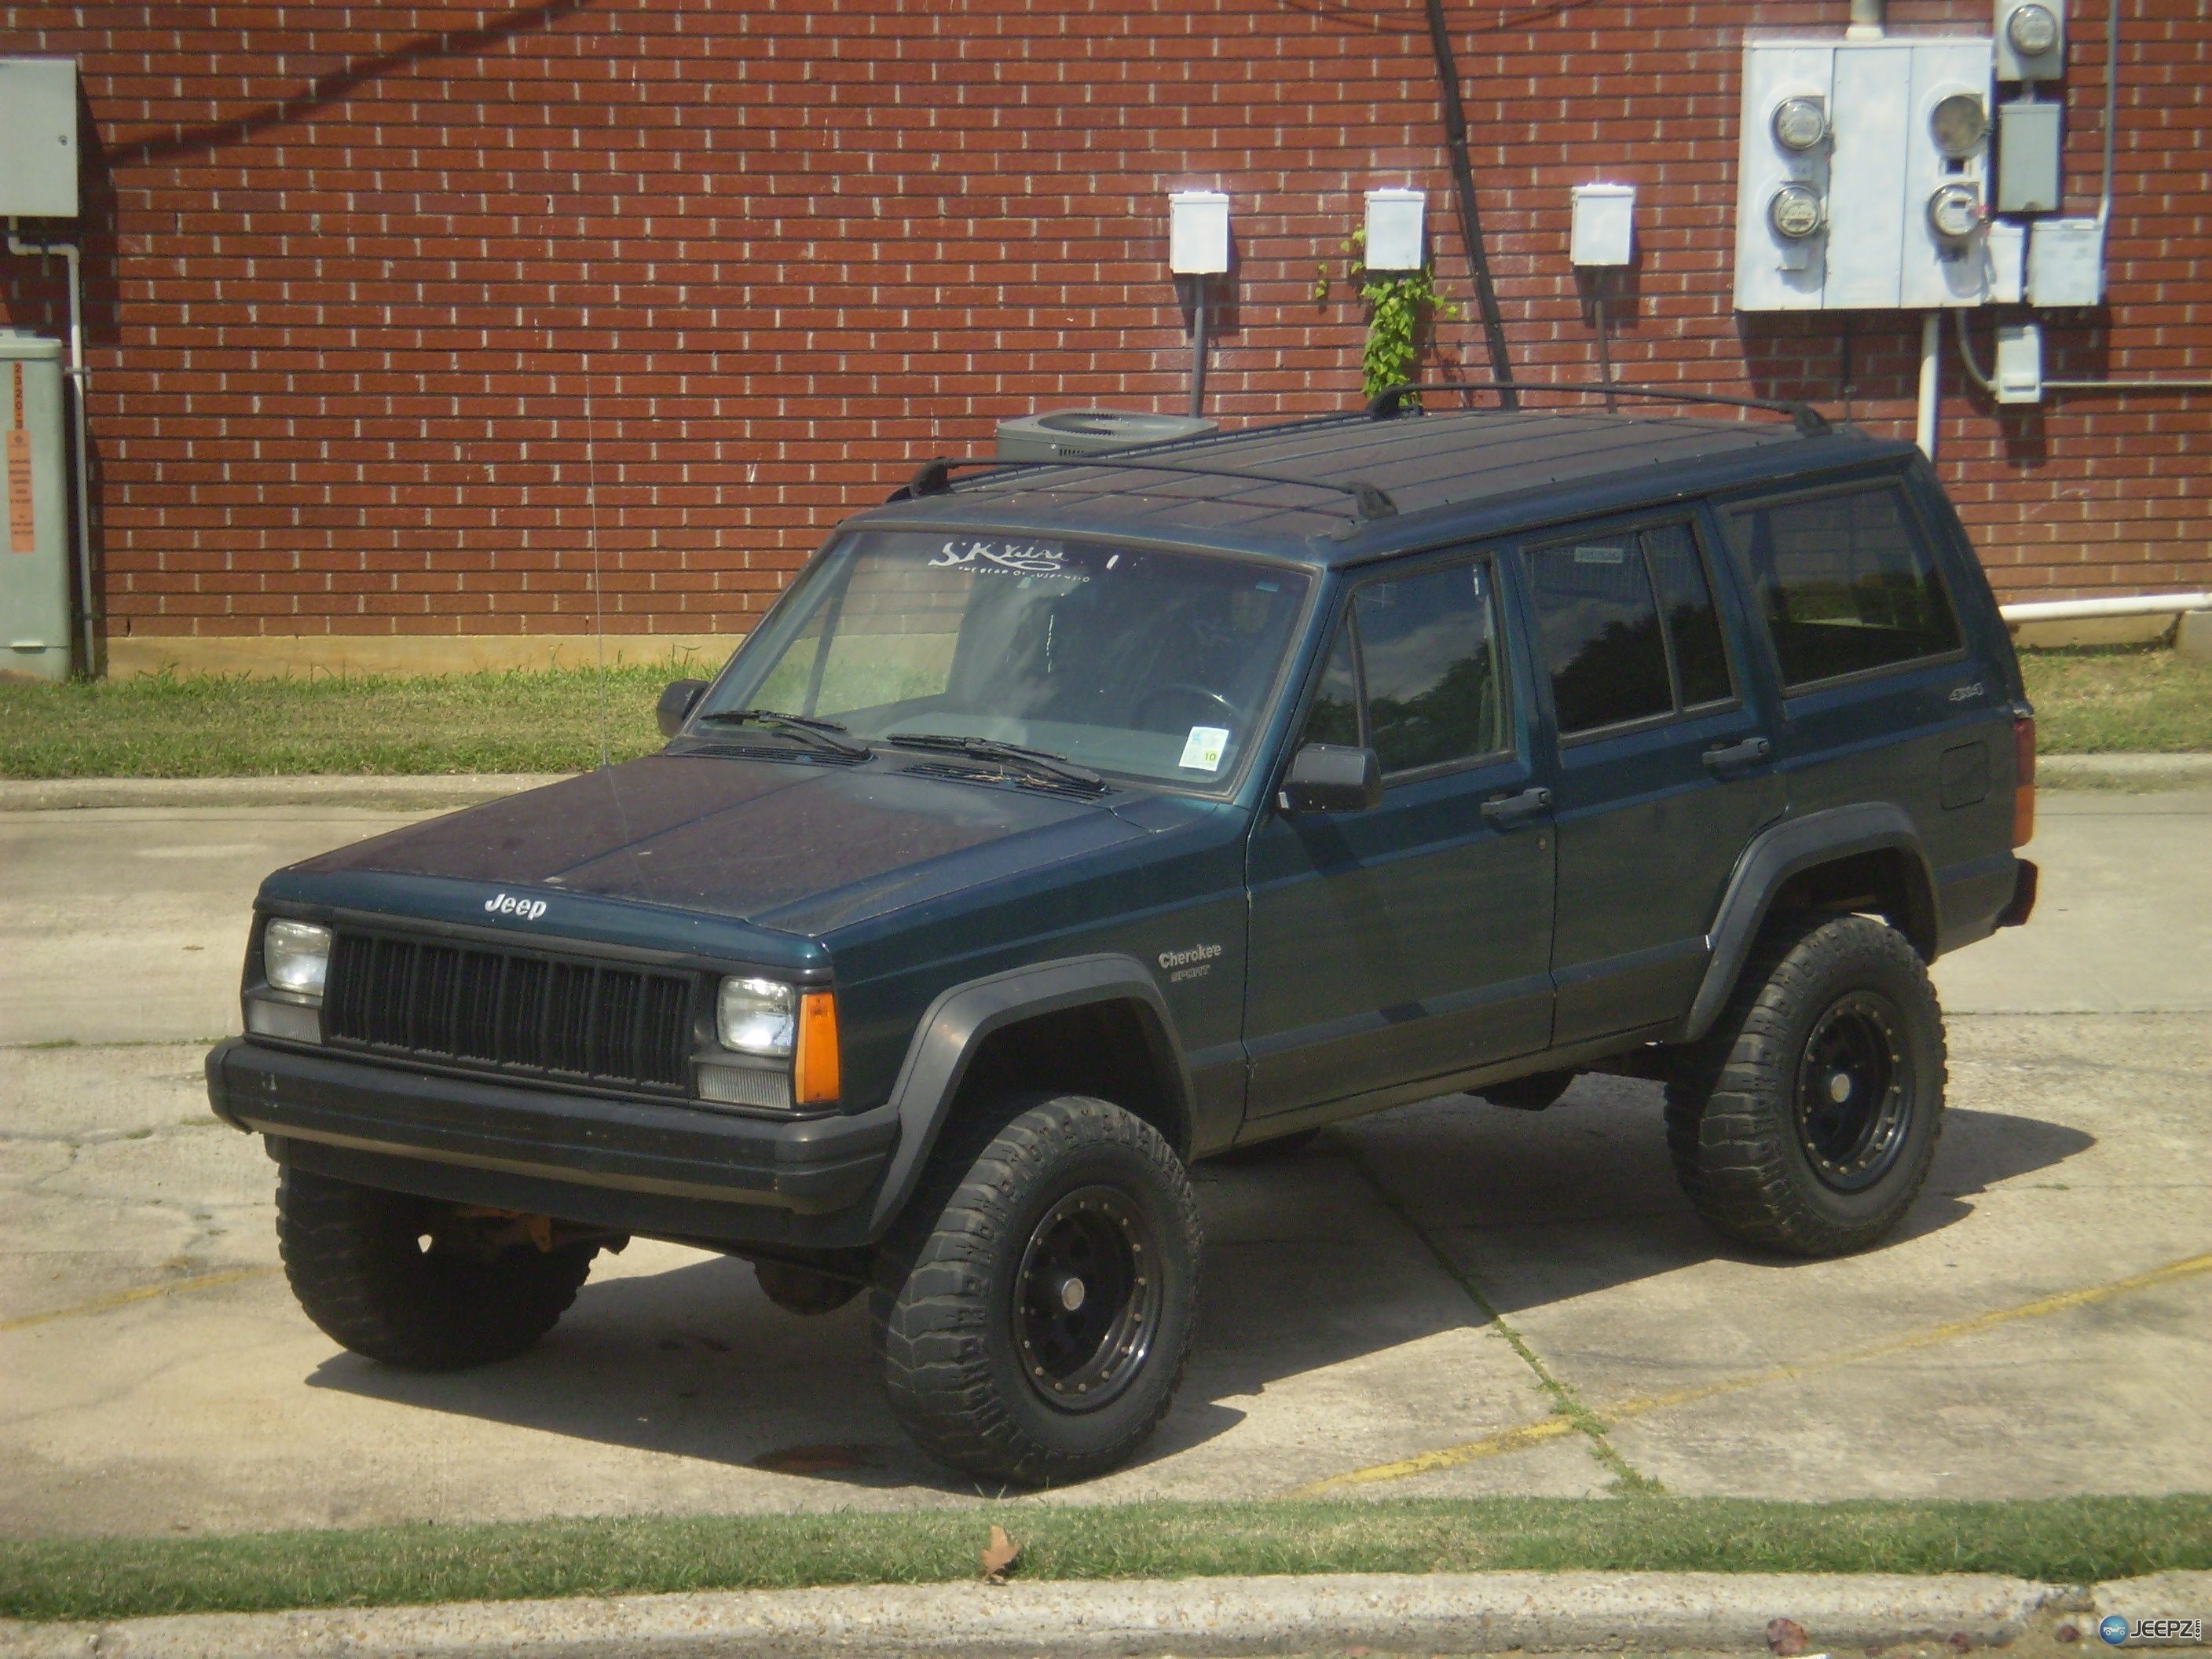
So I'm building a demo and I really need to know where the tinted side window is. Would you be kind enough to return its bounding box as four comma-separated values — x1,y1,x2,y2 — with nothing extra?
1526,533,1672,734
1646,523,1733,708
1356,561,1507,773
1727,483,1963,689
1299,623,1361,749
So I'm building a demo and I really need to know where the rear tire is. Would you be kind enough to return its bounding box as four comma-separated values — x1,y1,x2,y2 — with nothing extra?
1664,913,1945,1257
872,1095,1202,1486
276,1166,598,1369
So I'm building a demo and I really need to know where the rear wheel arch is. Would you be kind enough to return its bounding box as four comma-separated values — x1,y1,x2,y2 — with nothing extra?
1680,805,1939,1045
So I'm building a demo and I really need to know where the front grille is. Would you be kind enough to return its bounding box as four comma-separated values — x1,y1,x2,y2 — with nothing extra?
324,931,695,1094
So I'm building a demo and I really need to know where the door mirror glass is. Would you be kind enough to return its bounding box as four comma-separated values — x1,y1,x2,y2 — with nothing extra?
1280,742,1382,814
657,679,709,738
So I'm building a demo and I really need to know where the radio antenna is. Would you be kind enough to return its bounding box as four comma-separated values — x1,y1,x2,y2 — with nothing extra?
583,351,610,771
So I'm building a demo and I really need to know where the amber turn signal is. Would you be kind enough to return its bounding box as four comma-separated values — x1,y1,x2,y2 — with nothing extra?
793,990,841,1106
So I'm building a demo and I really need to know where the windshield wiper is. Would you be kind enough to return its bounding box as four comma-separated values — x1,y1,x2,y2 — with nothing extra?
694,708,872,760
887,733,1105,791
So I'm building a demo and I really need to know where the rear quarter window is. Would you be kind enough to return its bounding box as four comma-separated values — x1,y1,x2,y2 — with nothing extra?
1724,482,1962,690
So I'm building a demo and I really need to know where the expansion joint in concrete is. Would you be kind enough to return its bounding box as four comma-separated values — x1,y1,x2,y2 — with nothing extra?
1341,1142,1658,1493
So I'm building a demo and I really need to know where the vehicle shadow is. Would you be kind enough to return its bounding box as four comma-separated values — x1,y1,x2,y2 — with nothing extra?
307,1079,2093,1491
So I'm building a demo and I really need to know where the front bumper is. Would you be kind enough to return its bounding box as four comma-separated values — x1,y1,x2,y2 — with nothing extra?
206,1037,899,1248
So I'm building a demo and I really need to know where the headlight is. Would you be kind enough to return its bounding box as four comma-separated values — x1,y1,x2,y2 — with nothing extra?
717,976,795,1057
264,920,332,997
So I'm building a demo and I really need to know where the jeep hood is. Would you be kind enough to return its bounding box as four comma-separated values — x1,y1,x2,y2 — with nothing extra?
291,752,1153,932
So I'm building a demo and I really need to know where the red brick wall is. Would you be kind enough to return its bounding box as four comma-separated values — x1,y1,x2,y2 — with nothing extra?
2,0,2206,645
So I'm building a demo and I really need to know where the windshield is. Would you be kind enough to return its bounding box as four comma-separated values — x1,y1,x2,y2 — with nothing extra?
699,532,1313,789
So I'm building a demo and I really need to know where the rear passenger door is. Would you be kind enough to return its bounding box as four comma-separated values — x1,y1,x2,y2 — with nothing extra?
1521,515,1786,1047
1243,550,1555,1119
1718,474,2005,939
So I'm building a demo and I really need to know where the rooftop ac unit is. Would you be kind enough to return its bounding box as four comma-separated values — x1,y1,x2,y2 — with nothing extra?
995,408,1217,462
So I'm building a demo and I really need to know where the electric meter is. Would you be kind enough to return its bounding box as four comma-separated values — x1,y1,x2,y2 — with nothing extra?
1927,182,1983,240
1768,182,1825,240
1771,96,1829,152
1930,93,1990,159
2006,3,2060,56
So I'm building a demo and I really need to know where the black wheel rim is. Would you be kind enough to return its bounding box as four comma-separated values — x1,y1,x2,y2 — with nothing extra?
1013,1185,1160,1413
1795,991,1916,1193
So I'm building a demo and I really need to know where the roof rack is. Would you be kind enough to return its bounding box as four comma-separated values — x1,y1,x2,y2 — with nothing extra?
1365,379,1832,435
890,454,1401,522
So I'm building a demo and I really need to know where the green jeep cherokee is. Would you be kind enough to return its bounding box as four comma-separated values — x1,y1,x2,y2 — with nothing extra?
207,390,2039,1485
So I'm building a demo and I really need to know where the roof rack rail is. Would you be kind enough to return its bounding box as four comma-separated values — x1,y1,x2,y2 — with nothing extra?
890,455,1401,522
1365,379,1832,435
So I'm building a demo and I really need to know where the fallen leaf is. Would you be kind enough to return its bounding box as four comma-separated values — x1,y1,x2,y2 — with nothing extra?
1947,1635,1973,1654
2056,1625,2082,1645
1768,1617,1810,1656
980,1523,1021,1584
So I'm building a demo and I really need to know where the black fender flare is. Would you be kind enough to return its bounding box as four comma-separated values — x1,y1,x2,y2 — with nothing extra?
863,954,1194,1236
1675,804,1938,1045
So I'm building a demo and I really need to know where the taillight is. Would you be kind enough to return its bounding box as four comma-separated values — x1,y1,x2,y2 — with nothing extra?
2012,709,2036,848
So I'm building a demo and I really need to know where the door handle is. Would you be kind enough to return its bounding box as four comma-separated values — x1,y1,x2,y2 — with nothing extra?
1702,736,1772,775
1480,786,1552,827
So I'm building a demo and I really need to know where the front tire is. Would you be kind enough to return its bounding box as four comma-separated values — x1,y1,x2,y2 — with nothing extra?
1664,913,1946,1257
872,1095,1202,1486
276,1166,599,1369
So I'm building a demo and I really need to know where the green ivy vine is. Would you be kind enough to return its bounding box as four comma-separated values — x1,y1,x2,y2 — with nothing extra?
1314,228,1465,401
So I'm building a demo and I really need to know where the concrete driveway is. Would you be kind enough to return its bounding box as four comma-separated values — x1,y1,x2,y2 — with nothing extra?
1,792,2207,1536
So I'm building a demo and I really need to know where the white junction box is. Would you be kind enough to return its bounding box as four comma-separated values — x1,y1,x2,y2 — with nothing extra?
1363,188,1426,272
1569,183,1636,267
1166,191,1230,276
1993,320,2044,404
2027,216,2105,306
1734,38,1995,313
0,58,79,219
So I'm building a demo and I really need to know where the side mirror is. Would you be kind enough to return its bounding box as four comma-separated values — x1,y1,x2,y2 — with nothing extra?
1279,743,1382,814
657,679,709,738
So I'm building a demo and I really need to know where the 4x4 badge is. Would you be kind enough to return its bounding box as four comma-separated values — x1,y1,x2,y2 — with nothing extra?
484,892,548,921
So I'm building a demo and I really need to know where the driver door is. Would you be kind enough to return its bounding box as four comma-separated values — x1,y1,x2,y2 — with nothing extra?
1242,550,1556,1119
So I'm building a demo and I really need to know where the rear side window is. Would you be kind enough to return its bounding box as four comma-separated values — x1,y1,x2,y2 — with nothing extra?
1725,482,1963,689
1296,557,1508,775
1524,522,1738,736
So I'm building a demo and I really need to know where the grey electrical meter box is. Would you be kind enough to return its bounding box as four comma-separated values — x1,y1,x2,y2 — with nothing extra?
0,59,80,218
1,334,72,682
1997,99,2064,213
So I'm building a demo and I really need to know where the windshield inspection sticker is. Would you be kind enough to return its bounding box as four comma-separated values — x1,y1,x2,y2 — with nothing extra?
1178,726,1230,771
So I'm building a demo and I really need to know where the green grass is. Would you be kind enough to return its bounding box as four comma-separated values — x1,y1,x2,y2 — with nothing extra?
2,1496,2205,1623
0,643,2203,780
0,663,683,779
2020,643,2212,754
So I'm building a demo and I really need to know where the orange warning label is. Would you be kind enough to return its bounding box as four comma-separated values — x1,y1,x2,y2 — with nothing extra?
7,364,32,554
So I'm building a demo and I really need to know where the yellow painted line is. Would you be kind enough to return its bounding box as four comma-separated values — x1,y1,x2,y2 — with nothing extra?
1295,1249,2212,1497
0,1265,280,1335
